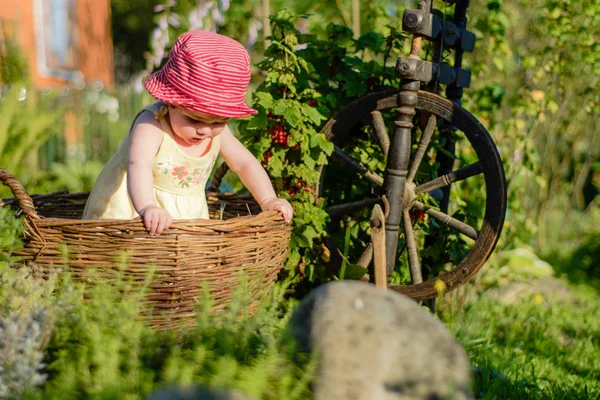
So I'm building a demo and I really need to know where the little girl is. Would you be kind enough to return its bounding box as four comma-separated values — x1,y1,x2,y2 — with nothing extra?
83,30,293,234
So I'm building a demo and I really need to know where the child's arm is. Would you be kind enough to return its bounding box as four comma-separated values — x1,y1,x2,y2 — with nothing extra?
127,112,173,234
219,127,293,223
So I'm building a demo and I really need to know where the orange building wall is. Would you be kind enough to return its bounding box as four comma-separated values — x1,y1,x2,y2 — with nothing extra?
76,1,114,89
0,0,114,89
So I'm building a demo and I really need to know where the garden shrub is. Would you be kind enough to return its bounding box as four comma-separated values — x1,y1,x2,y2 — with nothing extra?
35,275,313,399
0,208,58,398
238,11,411,288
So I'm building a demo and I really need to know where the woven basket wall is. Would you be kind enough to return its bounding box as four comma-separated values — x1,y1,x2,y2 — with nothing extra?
0,168,291,329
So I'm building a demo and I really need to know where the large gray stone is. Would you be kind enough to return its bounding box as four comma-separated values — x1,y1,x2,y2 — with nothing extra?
289,280,472,400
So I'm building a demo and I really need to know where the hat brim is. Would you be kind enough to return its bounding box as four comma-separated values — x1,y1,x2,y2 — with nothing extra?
144,70,258,119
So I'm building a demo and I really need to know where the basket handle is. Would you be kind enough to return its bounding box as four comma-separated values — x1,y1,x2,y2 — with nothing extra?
207,161,229,192
0,168,40,220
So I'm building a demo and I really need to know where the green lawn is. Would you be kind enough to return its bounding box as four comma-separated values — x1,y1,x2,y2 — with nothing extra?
449,284,600,399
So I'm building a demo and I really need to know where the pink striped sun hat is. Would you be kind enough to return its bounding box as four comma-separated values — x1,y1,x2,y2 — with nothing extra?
144,30,257,118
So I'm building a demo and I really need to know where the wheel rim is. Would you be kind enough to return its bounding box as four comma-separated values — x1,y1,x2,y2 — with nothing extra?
319,89,507,301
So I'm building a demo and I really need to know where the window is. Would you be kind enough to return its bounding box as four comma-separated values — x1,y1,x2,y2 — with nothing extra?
34,0,82,82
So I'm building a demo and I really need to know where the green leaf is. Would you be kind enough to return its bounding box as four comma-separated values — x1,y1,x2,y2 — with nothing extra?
356,32,385,52
285,250,301,268
253,92,274,109
325,93,337,109
309,133,326,148
269,156,284,177
301,104,326,125
342,264,369,281
301,226,319,243
246,113,268,130
344,79,367,98
310,134,334,154
273,99,288,115
301,153,316,169
283,105,302,127
316,152,329,165
266,70,281,84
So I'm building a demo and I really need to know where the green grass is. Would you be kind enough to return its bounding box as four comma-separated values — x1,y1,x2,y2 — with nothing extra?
449,285,600,399
28,275,314,400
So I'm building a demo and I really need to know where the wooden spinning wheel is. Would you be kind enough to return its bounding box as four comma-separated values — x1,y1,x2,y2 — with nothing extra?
318,89,506,300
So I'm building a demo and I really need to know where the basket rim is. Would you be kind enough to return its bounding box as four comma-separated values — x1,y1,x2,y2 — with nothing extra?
28,209,287,227
1,167,290,230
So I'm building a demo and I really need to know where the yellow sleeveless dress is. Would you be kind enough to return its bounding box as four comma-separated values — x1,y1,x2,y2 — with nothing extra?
83,102,220,220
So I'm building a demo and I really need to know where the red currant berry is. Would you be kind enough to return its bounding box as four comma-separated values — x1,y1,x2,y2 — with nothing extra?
263,151,272,163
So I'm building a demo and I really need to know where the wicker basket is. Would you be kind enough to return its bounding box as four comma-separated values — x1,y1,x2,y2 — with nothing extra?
0,167,291,329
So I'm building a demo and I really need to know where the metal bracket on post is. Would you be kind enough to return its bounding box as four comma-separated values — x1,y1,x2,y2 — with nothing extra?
396,57,433,82
396,57,471,87
402,9,476,52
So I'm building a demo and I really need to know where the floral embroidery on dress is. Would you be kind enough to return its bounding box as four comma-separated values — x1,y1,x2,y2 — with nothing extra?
156,153,217,188
172,166,189,179
156,157,177,175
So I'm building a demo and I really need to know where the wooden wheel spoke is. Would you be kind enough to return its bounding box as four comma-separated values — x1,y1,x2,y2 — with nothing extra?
407,114,437,183
402,209,423,284
370,111,390,157
326,197,381,218
413,201,479,240
414,162,483,195
333,145,383,186
356,243,373,268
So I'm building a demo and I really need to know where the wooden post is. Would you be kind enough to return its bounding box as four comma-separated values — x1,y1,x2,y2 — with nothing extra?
370,204,387,290
262,0,271,47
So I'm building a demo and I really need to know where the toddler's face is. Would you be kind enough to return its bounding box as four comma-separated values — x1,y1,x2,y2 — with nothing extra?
168,106,228,146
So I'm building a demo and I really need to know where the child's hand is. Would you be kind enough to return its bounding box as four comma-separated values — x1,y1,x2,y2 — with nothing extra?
139,205,173,235
261,197,293,223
